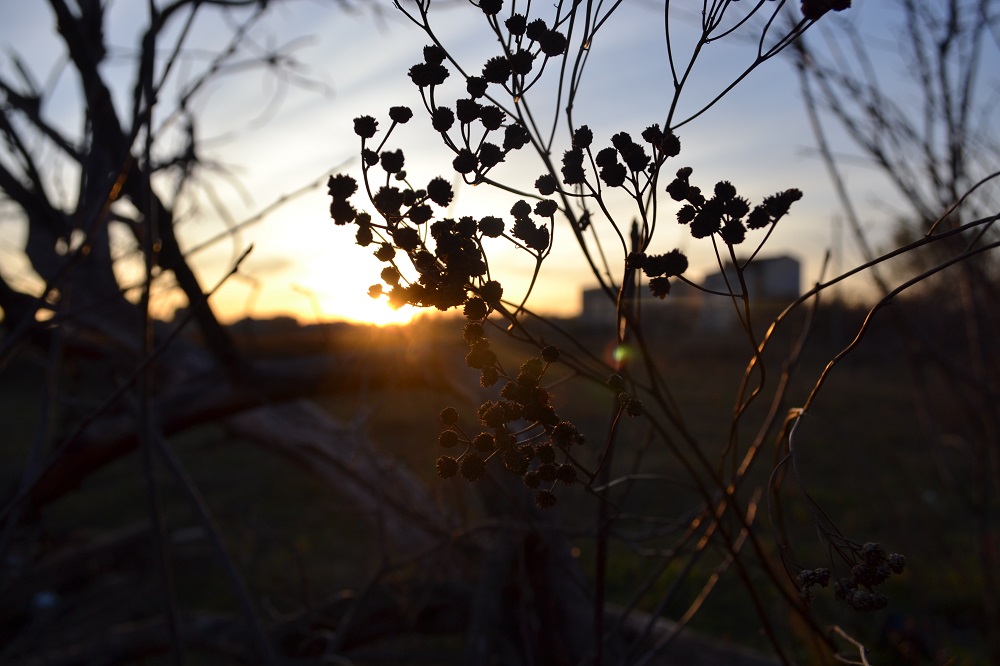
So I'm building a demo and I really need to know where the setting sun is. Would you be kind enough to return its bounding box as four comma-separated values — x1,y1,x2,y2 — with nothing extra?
316,290,417,326
297,236,420,326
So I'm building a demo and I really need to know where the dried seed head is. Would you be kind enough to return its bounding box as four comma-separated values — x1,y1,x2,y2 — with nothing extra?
555,464,578,485
535,489,558,509
438,430,460,448
473,432,496,453
460,454,487,481
436,456,459,479
440,407,460,426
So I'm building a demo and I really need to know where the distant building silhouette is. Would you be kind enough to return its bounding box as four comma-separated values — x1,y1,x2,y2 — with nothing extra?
701,255,800,301
578,255,801,334
700,255,800,332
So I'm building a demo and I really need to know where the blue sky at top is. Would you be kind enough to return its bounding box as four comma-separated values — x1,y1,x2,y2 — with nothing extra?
0,1,929,324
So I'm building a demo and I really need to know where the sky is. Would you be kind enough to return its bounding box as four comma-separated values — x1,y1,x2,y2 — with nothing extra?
0,0,921,326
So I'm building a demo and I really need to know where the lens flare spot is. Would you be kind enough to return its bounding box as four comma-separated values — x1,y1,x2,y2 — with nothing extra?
612,344,632,364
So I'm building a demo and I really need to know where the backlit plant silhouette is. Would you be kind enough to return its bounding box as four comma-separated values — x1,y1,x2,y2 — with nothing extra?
329,0,995,661
320,0,990,661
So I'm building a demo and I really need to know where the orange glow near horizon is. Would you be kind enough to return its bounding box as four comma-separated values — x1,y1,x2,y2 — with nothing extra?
216,286,420,327
317,292,419,326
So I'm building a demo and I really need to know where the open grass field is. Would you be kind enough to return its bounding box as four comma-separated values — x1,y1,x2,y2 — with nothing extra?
1,304,994,664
